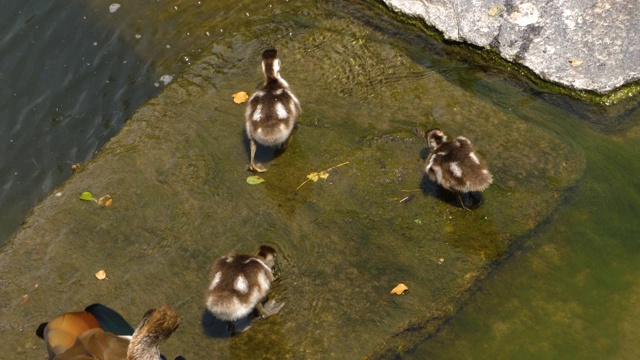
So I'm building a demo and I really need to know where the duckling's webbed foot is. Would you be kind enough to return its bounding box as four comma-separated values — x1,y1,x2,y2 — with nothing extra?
248,139,268,172
247,163,268,173
456,192,472,211
257,299,285,319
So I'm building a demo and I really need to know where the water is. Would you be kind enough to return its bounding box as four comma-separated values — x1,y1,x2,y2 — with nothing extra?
1,0,639,358
0,0,164,244
406,63,640,359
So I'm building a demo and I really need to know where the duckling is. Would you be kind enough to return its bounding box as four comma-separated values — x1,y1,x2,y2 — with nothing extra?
422,128,493,210
205,245,284,335
245,49,301,172
36,303,181,360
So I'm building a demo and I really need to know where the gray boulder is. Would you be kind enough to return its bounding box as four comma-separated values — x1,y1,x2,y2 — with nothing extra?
378,0,640,95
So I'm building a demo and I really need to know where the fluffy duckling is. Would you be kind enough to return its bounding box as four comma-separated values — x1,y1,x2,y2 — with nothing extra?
36,304,181,360
245,49,301,172
205,245,284,335
423,128,493,210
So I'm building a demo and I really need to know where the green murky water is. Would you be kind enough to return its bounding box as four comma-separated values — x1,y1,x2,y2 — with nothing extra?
0,0,638,359
407,103,640,359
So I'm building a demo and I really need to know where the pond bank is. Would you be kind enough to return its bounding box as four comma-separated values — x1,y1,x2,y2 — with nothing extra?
0,1,584,358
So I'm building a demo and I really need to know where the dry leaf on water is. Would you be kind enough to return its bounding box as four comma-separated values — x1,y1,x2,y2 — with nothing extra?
95,270,107,280
19,294,29,305
297,162,349,190
390,283,409,295
232,91,249,104
98,194,113,207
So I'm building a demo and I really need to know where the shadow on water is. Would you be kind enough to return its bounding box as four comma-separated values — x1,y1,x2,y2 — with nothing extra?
201,309,254,338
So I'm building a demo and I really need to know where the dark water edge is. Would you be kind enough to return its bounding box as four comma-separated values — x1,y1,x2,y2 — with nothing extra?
0,0,166,245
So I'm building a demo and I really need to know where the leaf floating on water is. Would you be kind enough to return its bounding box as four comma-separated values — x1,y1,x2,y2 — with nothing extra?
80,191,97,202
246,175,265,185
109,3,121,13
296,162,349,190
390,283,409,295
98,194,113,207
232,91,249,104
19,294,30,305
95,270,107,280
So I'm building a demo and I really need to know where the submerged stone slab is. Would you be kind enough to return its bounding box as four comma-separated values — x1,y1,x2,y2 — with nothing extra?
0,2,584,358
377,0,640,95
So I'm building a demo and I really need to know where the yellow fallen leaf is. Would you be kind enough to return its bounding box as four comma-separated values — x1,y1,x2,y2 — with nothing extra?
95,270,107,280
296,162,350,190
390,283,409,295
71,163,81,172
232,91,249,104
98,194,112,206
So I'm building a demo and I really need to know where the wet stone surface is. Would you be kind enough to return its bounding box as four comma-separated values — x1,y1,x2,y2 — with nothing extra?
0,2,584,358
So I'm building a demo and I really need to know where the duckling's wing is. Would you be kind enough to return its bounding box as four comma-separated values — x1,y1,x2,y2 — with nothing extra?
85,303,134,336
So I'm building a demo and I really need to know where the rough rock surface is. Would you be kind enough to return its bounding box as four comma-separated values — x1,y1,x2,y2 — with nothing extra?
378,0,640,94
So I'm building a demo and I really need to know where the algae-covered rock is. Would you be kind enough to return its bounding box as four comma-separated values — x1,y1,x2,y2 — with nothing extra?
0,2,584,358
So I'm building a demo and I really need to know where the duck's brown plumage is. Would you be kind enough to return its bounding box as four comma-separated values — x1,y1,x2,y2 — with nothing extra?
38,305,180,360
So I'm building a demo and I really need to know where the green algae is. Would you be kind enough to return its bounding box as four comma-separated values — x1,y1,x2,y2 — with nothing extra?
0,1,584,358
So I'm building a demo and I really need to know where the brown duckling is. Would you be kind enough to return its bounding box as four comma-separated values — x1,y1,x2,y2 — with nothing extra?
37,304,181,360
245,49,301,172
205,245,284,335
423,128,493,210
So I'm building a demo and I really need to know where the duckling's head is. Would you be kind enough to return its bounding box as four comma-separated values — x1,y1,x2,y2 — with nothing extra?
256,245,277,269
425,128,447,148
261,49,281,80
